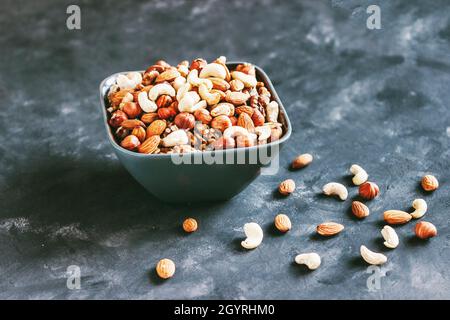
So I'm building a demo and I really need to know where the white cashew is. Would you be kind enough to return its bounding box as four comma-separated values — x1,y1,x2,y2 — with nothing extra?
116,72,142,90
178,91,201,113
149,83,175,101
198,83,221,106
231,71,257,88
241,222,263,249
172,76,186,91
266,101,279,123
350,164,369,185
294,253,321,270
122,92,134,103
410,199,427,219
360,245,387,265
177,64,189,77
223,126,250,140
161,130,189,147
381,225,399,249
176,82,192,102
254,125,272,141
323,182,348,201
187,69,213,89
210,103,234,117
137,91,157,113
199,63,227,79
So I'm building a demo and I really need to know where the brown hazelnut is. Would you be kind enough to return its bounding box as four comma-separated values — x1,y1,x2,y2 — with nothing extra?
190,58,207,71
182,218,198,233
157,106,177,120
194,109,212,124
120,135,140,150
122,101,142,118
278,179,295,196
421,175,439,192
359,182,379,200
156,95,173,109
210,115,232,132
109,110,128,128
174,112,195,130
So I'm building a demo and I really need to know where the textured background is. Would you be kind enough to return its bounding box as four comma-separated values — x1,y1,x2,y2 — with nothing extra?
0,0,449,299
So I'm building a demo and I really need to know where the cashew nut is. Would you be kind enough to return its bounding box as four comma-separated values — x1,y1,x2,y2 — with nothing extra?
187,69,213,89
410,198,427,219
230,71,257,88
177,64,189,77
223,126,250,140
198,83,221,106
322,182,348,201
381,225,399,249
349,164,368,186
254,125,272,141
176,82,192,102
266,101,279,123
137,91,157,113
161,130,189,147
178,91,201,113
360,245,387,265
210,103,234,117
199,63,227,79
172,76,186,91
116,72,142,90
149,83,175,101
294,253,321,270
241,222,263,249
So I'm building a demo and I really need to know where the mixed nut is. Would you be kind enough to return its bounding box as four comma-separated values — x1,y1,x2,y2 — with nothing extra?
106,57,284,154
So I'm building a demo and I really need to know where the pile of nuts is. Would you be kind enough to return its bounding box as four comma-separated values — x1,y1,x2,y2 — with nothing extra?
106,57,284,154
155,156,440,278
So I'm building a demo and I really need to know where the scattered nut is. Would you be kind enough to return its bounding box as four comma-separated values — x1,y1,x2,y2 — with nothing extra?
274,214,291,232
323,182,348,201
349,164,368,186
360,245,387,265
410,198,427,219
182,218,198,233
383,210,412,225
351,201,370,218
241,222,263,249
421,175,439,192
156,258,175,279
415,221,437,239
316,222,344,236
358,182,379,200
294,253,321,270
291,153,313,169
278,179,295,196
381,225,399,249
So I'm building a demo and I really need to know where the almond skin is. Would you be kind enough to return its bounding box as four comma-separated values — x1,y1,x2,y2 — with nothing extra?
317,222,344,236
415,221,437,239
274,214,291,232
156,258,175,279
146,119,167,137
351,201,370,218
138,136,160,154
237,112,255,132
359,182,380,200
182,218,198,233
383,210,412,225
121,119,146,130
291,153,313,169
421,175,439,192
141,112,159,125
278,179,295,196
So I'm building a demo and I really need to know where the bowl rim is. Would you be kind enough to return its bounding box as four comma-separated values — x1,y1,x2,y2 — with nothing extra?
99,61,292,158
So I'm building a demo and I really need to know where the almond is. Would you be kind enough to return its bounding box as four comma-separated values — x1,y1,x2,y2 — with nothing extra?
278,179,295,196
414,221,437,239
251,109,265,127
138,135,160,154
121,119,146,130
291,153,313,169
235,105,254,117
225,91,250,105
274,214,291,232
141,112,159,125
383,210,412,225
210,77,230,91
155,68,180,83
121,135,140,150
237,112,255,133
316,222,344,236
132,126,146,142
351,201,370,218
146,119,167,137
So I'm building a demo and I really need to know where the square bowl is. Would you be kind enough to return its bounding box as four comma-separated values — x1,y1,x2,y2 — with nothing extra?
99,62,292,203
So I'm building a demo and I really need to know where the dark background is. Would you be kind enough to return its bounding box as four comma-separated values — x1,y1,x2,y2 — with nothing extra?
0,0,449,299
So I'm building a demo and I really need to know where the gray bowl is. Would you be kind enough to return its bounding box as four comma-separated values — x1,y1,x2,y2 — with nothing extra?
99,62,292,202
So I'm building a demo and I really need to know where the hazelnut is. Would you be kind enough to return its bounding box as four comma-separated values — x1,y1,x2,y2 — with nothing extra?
115,126,129,139
415,221,437,239
132,126,146,142
156,94,173,109
174,112,195,130
182,218,198,233
157,106,177,120
156,258,175,279
122,101,142,118
145,64,165,73
155,60,171,68
194,109,212,125
274,214,291,232
351,201,370,218
211,115,232,132
421,175,439,192
278,179,295,196
359,182,379,200
291,153,313,169
142,70,159,86
120,135,140,150
109,110,128,128
190,58,207,71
